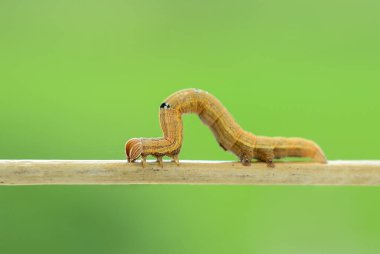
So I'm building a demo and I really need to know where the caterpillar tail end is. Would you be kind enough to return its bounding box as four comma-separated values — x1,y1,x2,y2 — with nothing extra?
313,150,327,164
125,138,143,163
312,145,328,164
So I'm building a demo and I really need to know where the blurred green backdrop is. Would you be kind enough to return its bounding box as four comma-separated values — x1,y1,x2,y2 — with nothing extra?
1,0,379,253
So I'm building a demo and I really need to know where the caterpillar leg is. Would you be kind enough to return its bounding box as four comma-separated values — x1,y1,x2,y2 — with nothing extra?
266,159,275,168
171,154,180,166
240,154,252,166
156,156,163,168
141,155,147,168
256,149,275,168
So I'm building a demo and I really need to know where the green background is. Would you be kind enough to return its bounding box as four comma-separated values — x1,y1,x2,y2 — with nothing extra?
1,0,379,253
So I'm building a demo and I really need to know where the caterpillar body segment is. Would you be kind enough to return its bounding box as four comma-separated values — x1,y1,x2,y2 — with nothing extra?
125,88,327,167
126,109,182,167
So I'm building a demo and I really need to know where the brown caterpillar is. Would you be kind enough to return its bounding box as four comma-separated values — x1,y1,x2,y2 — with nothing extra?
125,88,327,167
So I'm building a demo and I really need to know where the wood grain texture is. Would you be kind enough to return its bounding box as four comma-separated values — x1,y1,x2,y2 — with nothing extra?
1,160,380,186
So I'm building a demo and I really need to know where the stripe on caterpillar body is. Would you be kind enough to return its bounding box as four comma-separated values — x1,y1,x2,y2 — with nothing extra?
125,88,327,167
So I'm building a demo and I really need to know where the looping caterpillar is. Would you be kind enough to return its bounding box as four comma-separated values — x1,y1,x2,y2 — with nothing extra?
125,88,327,167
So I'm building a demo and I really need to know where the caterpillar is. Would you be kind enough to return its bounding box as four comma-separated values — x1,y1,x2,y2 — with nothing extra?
125,88,327,167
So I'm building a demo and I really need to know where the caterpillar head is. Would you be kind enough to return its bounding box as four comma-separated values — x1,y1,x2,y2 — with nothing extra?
160,102,170,109
125,138,143,162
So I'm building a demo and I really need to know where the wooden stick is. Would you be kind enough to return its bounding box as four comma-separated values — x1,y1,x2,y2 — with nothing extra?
0,160,380,186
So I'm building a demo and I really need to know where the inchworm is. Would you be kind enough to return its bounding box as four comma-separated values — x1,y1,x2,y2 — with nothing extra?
125,88,327,167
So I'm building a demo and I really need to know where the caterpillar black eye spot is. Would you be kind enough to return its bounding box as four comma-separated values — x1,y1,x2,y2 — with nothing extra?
160,102,170,109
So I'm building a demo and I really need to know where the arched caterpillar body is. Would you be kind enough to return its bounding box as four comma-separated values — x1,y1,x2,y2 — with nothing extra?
125,88,327,167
